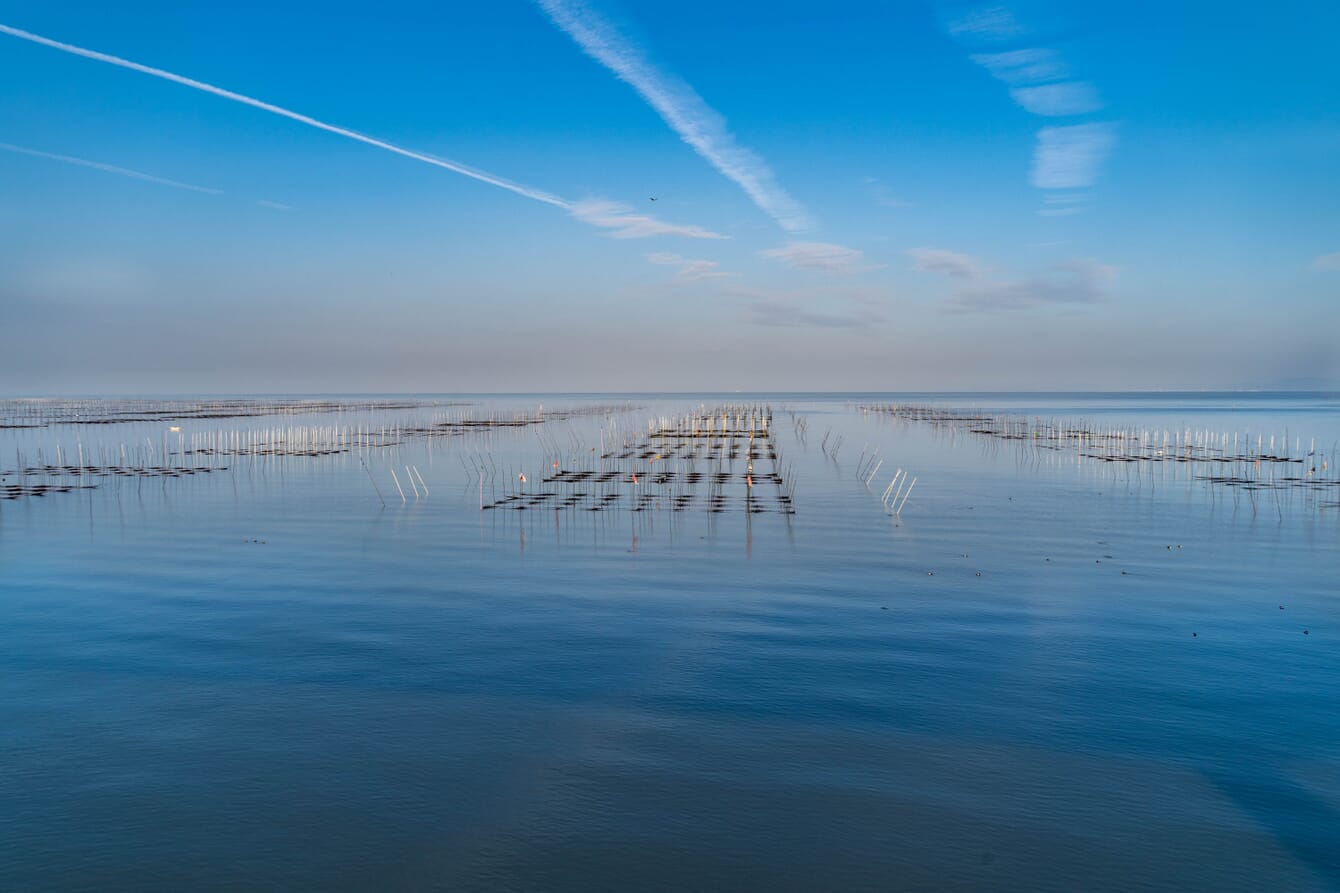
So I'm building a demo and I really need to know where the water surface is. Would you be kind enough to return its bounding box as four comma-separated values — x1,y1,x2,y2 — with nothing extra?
2,393,1338,891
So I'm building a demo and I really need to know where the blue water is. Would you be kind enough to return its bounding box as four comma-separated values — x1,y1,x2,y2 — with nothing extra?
2,393,1338,891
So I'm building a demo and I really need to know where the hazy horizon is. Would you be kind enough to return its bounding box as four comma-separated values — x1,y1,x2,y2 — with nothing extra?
6,386,1340,400
3,2,1337,393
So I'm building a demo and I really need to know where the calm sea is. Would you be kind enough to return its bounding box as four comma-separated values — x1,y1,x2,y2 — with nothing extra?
2,392,1338,891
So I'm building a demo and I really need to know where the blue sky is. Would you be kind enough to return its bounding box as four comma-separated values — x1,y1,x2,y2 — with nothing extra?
2,0,1337,393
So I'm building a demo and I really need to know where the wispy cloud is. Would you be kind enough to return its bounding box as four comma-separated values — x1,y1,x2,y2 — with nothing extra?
1009,82,1102,117
0,24,572,208
864,177,914,209
912,247,1114,312
646,252,729,282
534,0,813,232
945,5,1027,43
1,21,722,242
1037,192,1088,216
952,260,1113,311
759,241,869,274
256,199,291,211
0,141,222,194
1031,124,1116,190
970,48,1069,86
572,200,724,239
908,247,985,279
945,8,1115,212
1313,251,1340,271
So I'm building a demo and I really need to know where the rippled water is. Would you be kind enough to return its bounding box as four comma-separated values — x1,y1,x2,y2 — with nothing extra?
2,393,1338,891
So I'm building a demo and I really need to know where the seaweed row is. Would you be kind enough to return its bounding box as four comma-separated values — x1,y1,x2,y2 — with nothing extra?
480,405,795,515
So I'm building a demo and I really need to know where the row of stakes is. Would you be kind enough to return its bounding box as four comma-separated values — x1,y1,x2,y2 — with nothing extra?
479,406,797,515
1,402,642,505
860,403,1340,512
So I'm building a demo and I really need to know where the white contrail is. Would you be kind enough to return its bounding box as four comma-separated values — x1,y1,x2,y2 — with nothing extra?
0,141,223,193
0,22,569,209
535,0,813,232
1,21,728,239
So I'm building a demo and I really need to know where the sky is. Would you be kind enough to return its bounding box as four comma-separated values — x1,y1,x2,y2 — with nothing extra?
2,0,1338,394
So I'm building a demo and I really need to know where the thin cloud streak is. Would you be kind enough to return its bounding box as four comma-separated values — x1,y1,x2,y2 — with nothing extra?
0,22,568,208
908,247,984,279
970,48,1069,86
864,177,914,209
1038,192,1087,216
945,5,1027,42
912,246,1114,312
534,0,813,232
952,260,1112,311
1,22,724,240
0,141,222,194
1031,123,1116,189
947,9,1115,212
646,252,729,281
759,241,868,274
1009,82,1102,116
572,200,724,239
1313,251,1340,271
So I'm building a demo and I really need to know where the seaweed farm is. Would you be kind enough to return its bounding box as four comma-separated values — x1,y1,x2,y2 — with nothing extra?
6,394,1336,517
860,402,1340,513
482,406,795,515
0,396,445,429
3,392,1339,892
0,398,638,503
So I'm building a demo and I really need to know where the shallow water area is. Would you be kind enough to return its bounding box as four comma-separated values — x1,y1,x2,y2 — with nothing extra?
2,392,1338,891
